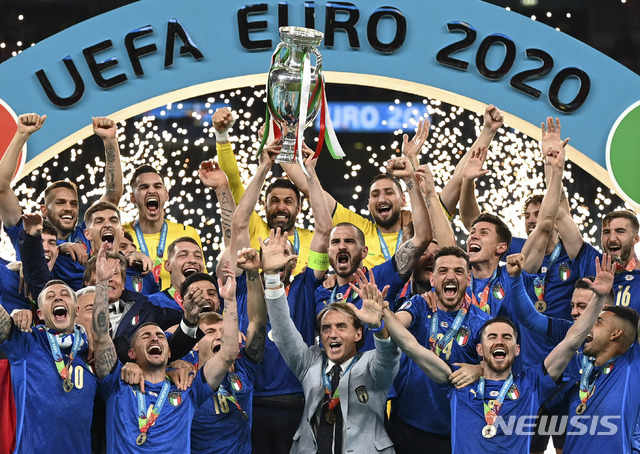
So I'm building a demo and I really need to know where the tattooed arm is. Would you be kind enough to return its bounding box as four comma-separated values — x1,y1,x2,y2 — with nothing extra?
237,249,267,363
387,157,432,280
203,266,240,390
199,160,236,248
93,117,124,205
92,244,120,379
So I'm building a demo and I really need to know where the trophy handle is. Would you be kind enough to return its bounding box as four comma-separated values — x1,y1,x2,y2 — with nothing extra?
312,47,323,76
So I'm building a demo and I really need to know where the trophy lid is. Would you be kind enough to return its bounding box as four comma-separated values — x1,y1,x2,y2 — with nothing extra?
278,26,324,47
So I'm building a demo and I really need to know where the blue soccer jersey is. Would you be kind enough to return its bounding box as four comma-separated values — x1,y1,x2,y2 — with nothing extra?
148,290,181,312
1,325,97,453
445,363,558,453
506,236,526,256
563,344,640,453
126,269,159,296
52,221,90,291
315,259,407,351
467,265,535,317
392,294,490,435
100,361,213,453
191,348,259,454
0,264,31,313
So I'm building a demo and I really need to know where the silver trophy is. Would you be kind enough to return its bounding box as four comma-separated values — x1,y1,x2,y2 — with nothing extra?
267,26,324,164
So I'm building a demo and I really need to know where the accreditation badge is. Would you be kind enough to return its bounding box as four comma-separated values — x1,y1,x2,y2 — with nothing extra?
355,385,369,404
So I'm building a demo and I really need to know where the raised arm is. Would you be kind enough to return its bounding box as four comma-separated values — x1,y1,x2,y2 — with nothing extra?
417,164,455,247
93,117,123,205
521,143,565,273
303,144,332,280
92,243,120,379
18,213,53,300
401,118,430,170
199,160,236,248
387,157,433,280
440,105,503,222
458,145,489,230
202,262,240,390
236,247,267,363
506,253,550,336
0,114,46,228
213,108,245,204
544,254,614,381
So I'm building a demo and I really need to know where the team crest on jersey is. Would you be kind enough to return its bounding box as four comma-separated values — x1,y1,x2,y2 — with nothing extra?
602,362,615,374
625,275,634,281
507,384,520,400
168,391,182,407
456,328,470,346
132,276,143,293
130,314,139,326
559,263,570,281
356,385,369,404
492,283,505,300
229,373,243,392
398,300,412,311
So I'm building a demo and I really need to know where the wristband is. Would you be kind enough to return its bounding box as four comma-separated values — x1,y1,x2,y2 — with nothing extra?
368,319,385,333
264,273,281,289
307,250,329,271
214,130,230,142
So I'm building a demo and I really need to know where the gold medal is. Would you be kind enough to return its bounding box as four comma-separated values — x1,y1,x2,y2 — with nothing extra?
482,424,497,438
576,402,587,415
63,377,74,393
136,433,147,446
535,300,547,313
325,409,336,424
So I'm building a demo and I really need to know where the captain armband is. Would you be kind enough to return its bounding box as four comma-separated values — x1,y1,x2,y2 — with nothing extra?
307,251,330,271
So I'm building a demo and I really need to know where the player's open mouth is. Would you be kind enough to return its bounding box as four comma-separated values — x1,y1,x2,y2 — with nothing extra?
146,197,159,214
443,283,457,297
337,253,350,264
212,343,221,354
147,344,162,356
53,305,68,320
584,334,593,346
377,204,392,215
491,348,507,359
101,231,115,246
468,244,481,253
183,267,198,278
202,305,213,313
60,213,74,222
329,342,342,352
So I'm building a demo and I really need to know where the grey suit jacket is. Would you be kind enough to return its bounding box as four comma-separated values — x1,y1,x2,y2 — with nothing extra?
266,287,400,453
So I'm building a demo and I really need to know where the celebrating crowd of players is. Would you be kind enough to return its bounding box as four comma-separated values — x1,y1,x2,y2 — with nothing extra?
0,104,638,454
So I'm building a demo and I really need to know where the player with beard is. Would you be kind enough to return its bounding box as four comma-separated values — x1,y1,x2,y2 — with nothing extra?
0,279,98,453
123,165,204,291
210,107,314,276
0,114,123,290
316,156,433,352
92,245,239,453
379,252,613,453
215,138,333,454
147,237,206,312
389,247,491,453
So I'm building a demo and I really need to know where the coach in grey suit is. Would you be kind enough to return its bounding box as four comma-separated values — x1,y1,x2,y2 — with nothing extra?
261,230,400,453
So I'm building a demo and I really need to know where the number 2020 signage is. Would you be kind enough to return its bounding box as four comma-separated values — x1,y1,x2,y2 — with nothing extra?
0,0,638,205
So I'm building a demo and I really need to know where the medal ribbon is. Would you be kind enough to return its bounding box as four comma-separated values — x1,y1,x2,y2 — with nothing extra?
533,242,562,300
137,378,171,435
428,299,471,356
377,228,403,261
293,229,300,256
167,287,183,309
45,326,83,381
134,220,168,283
614,254,637,273
322,354,361,411
466,267,498,314
477,373,513,426
578,355,619,405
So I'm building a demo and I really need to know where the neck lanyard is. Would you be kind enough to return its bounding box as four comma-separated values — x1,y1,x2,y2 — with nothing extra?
292,229,300,255
467,267,498,314
615,254,637,273
135,378,171,445
577,355,619,413
533,242,562,301
478,373,513,426
45,325,83,392
167,287,183,308
330,269,366,304
429,300,471,355
322,354,361,412
377,228,402,261
134,220,168,283
218,373,248,420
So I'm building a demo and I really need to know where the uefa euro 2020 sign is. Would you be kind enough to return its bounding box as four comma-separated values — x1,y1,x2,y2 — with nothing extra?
0,0,638,207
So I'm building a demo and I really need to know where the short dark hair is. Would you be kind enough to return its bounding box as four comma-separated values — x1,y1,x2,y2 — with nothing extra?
43,181,79,205
264,178,301,206
370,173,403,195
130,322,162,347
83,252,126,286
130,165,166,189
316,303,365,350
603,210,639,235
574,277,615,305
167,237,201,260
180,272,217,299
433,246,469,269
472,213,512,248
603,306,639,342
84,201,120,226
479,316,518,341
331,222,366,247
41,219,57,237
523,194,544,213
123,230,135,244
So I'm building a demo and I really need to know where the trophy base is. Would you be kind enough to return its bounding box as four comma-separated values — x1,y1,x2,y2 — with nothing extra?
275,141,297,164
